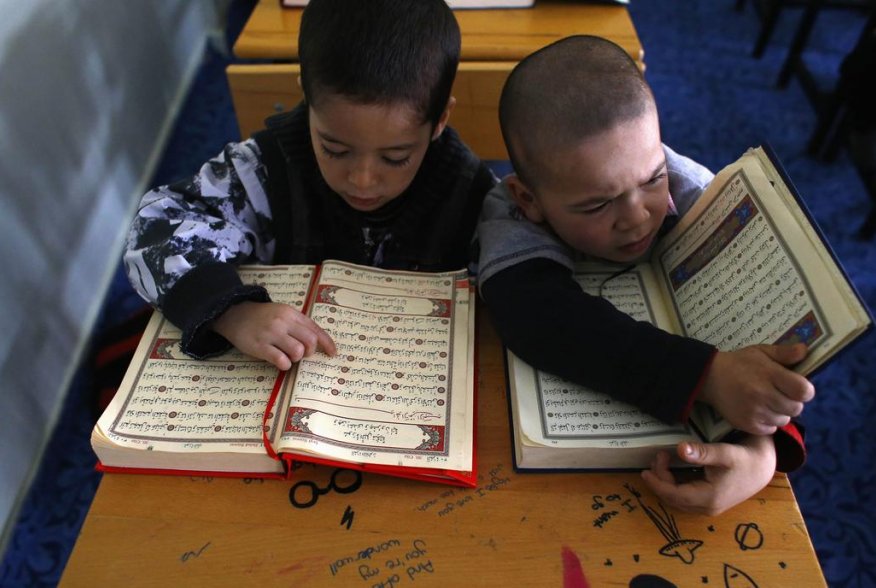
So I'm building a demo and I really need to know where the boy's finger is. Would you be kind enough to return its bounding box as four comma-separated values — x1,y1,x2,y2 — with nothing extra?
740,421,787,435
275,338,306,364
314,327,337,356
772,369,815,403
265,346,293,371
285,324,320,357
766,413,792,429
649,451,675,484
677,442,731,468
641,469,677,493
767,395,805,418
762,342,808,366
297,314,338,356
641,471,707,513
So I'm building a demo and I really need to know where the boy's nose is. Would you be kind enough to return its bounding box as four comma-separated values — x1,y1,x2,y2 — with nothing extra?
615,192,649,230
348,161,378,191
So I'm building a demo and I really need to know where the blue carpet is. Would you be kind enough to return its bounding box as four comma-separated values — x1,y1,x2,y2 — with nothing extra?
1,1,874,586
629,3,876,587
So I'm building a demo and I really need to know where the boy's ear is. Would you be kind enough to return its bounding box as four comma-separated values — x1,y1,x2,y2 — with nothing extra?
506,175,545,224
431,97,456,140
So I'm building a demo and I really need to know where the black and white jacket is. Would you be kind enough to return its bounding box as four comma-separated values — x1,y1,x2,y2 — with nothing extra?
125,103,495,357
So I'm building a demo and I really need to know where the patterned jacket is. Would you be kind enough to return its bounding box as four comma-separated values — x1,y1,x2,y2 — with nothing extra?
125,103,495,357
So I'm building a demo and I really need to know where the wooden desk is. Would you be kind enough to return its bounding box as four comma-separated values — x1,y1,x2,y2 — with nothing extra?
60,309,825,587
227,0,643,159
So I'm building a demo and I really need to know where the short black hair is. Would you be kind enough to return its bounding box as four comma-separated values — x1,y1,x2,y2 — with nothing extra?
299,0,461,127
499,35,655,190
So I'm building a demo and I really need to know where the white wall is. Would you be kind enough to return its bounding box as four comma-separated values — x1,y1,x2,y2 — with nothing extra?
0,0,225,550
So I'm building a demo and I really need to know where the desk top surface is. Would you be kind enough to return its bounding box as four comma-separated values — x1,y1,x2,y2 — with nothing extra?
60,307,824,587
234,0,643,63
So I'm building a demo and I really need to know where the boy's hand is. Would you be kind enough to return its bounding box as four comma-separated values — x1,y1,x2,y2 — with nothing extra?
213,301,337,370
700,344,814,435
641,434,776,516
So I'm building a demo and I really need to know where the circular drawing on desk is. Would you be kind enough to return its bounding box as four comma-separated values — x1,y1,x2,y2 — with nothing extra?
289,468,363,509
734,522,764,551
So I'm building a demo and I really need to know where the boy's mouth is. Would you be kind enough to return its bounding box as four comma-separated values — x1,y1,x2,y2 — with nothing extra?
345,194,382,209
618,231,654,256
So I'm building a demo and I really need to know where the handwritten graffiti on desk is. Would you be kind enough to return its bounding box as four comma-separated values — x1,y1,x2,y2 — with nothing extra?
329,537,434,586
289,468,363,508
624,483,703,565
591,492,637,529
180,541,211,563
413,463,511,517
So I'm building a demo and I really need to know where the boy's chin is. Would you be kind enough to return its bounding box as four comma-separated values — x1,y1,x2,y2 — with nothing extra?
340,191,407,212
593,246,652,265
342,194,386,211
600,253,644,264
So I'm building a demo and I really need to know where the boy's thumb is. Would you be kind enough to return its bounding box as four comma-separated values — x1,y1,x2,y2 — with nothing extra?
762,342,808,366
678,442,712,466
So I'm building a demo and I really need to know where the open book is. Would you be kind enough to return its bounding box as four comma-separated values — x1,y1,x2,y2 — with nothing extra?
508,146,872,471
92,260,477,487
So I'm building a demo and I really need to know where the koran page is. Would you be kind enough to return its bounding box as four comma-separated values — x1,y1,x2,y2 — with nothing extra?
511,264,694,454
278,261,474,473
652,148,873,437
93,265,315,473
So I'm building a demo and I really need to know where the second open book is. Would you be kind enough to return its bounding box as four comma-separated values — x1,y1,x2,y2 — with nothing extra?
93,261,477,487
509,146,872,471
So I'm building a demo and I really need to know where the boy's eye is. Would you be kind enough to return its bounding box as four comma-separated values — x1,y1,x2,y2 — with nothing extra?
580,201,610,214
645,172,667,186
321,145,348,159
382,156,411,168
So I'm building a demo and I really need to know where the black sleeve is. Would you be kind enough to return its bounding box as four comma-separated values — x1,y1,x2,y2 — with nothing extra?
481,258,716,424
163,262,271,358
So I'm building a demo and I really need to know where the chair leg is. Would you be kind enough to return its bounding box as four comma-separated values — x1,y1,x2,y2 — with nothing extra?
777,0,825,87
808,99,849,161
753,0,786,57
858,208,876,240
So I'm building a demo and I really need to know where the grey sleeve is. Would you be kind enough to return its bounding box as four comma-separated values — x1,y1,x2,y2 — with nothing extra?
474,179,574,289
123,139,277,308
663,144,715,216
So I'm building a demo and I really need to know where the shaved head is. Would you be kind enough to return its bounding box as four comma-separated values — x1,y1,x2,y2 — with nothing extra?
499,35,655,191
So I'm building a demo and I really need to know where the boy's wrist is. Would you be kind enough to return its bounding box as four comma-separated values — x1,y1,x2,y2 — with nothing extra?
163,265,271,359
212,300,264,341
683,347,719,421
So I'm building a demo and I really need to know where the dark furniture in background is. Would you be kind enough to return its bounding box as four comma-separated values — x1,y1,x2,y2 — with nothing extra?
742,0,876,237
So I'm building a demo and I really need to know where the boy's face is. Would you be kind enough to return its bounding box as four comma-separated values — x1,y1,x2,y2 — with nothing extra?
509,109,669,263
308,95,450,212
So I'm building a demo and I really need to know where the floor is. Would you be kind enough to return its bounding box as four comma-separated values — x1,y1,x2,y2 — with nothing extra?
1,1,874,586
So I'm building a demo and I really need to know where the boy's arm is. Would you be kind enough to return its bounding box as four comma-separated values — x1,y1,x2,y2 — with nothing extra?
642,435,776,516
481,257,715,424
125,140,276,357
642,422,806,516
